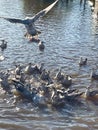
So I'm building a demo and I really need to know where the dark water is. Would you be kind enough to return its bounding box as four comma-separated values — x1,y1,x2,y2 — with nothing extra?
0,0,98,130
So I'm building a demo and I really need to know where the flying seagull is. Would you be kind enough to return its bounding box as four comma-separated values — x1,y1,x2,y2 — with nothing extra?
0,0,59,40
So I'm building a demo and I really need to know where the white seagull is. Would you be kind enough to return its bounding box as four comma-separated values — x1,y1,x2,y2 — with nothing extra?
0,0,58,40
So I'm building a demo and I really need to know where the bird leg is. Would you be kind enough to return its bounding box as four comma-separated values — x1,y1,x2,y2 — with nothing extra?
29,35,40,43
24,32,40,43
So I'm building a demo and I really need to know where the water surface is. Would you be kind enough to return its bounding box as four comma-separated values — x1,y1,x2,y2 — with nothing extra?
0,0,98,130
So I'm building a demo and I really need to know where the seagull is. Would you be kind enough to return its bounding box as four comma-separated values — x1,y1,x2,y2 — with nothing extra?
55,68,64,81
79,57,87,66
61,75,72,88
12,79,33,101
0,0,59,40
0,40,7,50
90,68,98,80
38,41,45,51
82,86,98,100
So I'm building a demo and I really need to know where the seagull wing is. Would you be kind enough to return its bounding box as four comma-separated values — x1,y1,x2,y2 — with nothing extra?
0,0,59,24
30,0,59,23
0,17,25,24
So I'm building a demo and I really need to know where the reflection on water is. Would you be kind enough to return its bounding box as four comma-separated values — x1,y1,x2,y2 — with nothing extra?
0,0,98,130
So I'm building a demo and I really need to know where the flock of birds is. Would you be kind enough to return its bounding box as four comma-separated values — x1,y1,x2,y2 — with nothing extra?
0,0,98,109
0,57,98,108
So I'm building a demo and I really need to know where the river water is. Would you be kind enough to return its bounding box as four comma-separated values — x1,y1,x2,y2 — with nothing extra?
0,0,98,130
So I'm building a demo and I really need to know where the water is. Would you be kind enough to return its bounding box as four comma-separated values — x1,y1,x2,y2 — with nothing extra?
0,0,98,130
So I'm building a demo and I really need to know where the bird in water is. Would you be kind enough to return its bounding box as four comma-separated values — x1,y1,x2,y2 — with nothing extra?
14,64,22,75
90,68,98,80
79,57,87,66
0,0,59,41
0,40,7,50
55,68,64,81
81,86,98,100
12,79,33,101
38,41,45,51
24,63,40,75
61,75,72,88
0,70,11,94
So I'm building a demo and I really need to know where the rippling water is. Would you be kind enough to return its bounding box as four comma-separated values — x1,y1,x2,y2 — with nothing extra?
0,0,98,130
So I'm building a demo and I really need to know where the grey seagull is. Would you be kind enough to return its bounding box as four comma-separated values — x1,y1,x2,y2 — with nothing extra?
0,0,58,40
